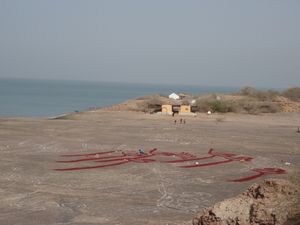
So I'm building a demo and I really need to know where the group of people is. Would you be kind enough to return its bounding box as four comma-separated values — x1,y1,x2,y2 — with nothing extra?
174,118,186,124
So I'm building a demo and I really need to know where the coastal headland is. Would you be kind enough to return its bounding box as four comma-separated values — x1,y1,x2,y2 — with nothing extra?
1,97,300,224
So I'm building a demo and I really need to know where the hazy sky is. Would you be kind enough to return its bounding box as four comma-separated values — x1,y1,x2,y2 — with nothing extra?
0,0,299,88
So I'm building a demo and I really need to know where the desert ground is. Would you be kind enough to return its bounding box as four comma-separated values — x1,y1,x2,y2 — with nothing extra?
0,110,300,225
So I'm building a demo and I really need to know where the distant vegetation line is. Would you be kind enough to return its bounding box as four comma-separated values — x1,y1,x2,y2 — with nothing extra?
109,86,300,114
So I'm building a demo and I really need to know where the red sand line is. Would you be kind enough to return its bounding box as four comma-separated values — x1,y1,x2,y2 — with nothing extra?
127,158,156,163
93,154,156,163
60,148,142,157
162,155,214,163
54,157,157,171
209,151,236,158
54,161,129,171
54,148,253,170
229,168,286,182
57,154,136,163
93,157,134,163
57,157,103,163
54,148,287,182
164,149,252,165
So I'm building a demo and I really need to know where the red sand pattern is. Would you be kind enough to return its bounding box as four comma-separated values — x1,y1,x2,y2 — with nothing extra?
229,168,286,182
54,148,285,182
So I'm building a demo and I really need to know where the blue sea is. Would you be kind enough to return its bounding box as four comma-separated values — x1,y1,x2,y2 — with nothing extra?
0,78,238,117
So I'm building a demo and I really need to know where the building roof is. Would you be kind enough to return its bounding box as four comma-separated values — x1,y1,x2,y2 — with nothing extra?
168,93,180,100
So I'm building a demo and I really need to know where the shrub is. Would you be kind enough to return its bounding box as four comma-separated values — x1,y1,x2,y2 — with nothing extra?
135,95,163,112
256,90,280,101
136,94,165,100
195,99,236,113
194,99,210,112
259,102,281,113
282,87,300,102
210,100,230,113
240,86,258,96
237,100,280,114
239,86,279,101
181,99,190,105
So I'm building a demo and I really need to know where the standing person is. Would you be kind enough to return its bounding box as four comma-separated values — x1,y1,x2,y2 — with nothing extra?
180,118,183,124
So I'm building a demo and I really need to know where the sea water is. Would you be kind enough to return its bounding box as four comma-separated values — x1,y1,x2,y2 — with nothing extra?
0,78,238,117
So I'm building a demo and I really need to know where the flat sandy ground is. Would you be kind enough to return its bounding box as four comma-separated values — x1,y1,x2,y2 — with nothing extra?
0,111,300,225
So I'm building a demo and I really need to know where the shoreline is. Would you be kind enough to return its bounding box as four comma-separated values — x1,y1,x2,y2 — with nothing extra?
1,85,299,118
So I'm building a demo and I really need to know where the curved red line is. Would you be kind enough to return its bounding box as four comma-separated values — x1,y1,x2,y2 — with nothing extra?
228,173,264,182
54,161,129,171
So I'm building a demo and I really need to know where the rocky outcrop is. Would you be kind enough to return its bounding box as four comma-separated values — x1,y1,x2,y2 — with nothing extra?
192,179,300,225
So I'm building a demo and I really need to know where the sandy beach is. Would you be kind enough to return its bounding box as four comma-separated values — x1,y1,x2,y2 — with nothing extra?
0,111,300,225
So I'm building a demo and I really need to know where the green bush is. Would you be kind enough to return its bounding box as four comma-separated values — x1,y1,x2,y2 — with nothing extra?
195,99,236,113
194,99,210,112
210,100,230,113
